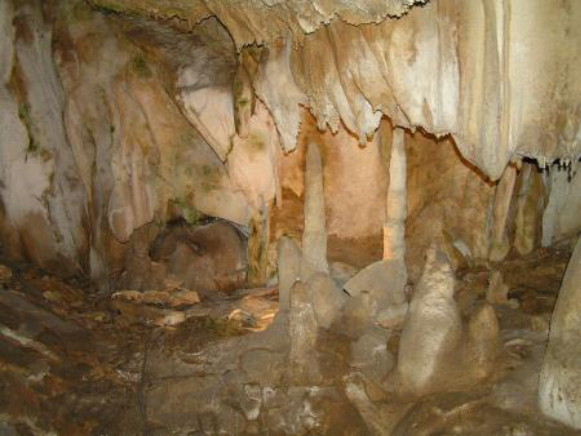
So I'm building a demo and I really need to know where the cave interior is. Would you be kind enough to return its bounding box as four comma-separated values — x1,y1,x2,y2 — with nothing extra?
1,0,581,435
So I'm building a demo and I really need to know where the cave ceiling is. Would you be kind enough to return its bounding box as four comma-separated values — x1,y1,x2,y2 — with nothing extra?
74,0,581,180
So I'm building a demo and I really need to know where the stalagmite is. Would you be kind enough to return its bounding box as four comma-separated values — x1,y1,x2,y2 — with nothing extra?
288,280,320,385
539,236,581,429
397,245,462,394
465,304,499,380
277,237,302,312
1,0,581,433
302,142,329,275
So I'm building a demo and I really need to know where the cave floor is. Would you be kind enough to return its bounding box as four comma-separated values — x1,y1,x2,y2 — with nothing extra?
0,248,579,435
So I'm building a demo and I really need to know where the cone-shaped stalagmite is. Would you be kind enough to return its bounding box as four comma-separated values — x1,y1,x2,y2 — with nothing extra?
397,245,462,394
288,280,321,384
539,236,581,429
277,236,302,312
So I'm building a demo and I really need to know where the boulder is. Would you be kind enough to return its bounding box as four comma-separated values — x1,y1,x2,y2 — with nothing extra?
343,258,407,313
309,272,348,329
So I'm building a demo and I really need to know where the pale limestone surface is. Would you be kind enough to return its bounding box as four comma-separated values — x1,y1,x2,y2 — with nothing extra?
92,0,581,181
539,236,581,429
397,246,462,394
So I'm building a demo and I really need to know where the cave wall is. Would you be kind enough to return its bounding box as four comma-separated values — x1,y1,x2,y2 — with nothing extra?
0,0,580,289
0,1,255,284
272,112,549,282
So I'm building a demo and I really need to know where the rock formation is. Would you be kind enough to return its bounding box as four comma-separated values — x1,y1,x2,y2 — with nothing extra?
397,245,463,394
396,245,500,395
539,236,581,428
0,0,580,434
302,142,329,276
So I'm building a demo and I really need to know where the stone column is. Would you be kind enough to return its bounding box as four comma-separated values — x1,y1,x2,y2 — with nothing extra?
302,142,328,275
383,127,407,263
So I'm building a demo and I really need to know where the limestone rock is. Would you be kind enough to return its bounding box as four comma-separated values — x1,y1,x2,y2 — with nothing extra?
542,164,581,247
302,142,328,276
151,221,248,293
308,272,348,330
489,165,517,262
288,280,320,384
376,303,409,329
277,236,302,311
340,291,376,339
241,349,284,385
344,373,393,436
111,289,200,308
397,246,462,394
539,237,581,429
465,304,500,380
273,114,389,265
405,132,496,282
95,0,581,181
110,289,201,326
240,383,262,421
329,261,359,287
350,326,394,384
0,264,13,283
343,259,407,312
513,163,545,255
486,270,518,308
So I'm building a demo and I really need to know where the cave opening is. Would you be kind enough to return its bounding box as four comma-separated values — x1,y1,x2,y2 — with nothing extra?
1,0,581,435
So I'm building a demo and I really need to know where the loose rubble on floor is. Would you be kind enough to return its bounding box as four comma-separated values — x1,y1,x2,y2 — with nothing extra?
0,244,578,436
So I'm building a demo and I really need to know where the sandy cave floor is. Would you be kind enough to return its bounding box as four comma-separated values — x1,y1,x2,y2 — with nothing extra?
0,247,579,435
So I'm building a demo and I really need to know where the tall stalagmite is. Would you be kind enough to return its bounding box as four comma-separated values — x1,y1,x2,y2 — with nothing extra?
539,236,581,429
